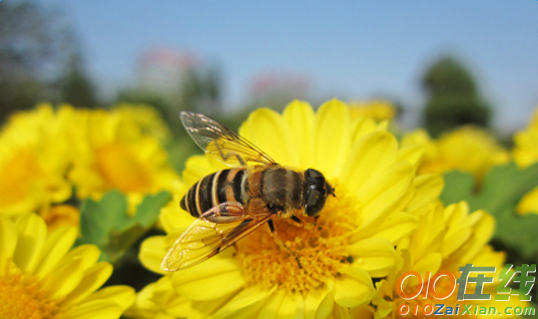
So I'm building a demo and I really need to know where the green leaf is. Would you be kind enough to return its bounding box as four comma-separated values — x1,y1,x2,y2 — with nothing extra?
133,191,172,227
440,162,538,259
77,190,171,263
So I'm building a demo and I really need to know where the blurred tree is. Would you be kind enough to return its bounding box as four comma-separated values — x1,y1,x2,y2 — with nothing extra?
57,52,98,107
422,56,491,136
0,0,78,122
178,64,222,114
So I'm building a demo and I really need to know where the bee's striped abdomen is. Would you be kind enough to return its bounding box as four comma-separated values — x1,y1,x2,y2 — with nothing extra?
180,168,246,217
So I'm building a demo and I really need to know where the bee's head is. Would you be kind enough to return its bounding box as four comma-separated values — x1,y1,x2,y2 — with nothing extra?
303,168,335,217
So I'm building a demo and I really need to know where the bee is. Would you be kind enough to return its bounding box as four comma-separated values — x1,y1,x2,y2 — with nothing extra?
161,112,335,271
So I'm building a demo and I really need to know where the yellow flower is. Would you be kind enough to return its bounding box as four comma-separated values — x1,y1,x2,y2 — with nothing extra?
402,127,509,181
0,213,135,318
0,104,73,216
348,100,396,122
365,202,529,319
112,103,171,143
68,107,178,212
513,106,538,215
135,100,444,318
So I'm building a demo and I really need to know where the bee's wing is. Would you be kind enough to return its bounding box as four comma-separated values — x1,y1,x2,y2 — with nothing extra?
180,111,276,167
161,201,272,271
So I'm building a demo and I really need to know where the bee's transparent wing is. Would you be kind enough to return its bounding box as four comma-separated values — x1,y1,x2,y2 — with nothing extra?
161,202,272,271
180,111,276,167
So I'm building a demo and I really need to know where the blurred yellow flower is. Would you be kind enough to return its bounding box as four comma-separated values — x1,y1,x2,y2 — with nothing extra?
402,127,509,181
68,107,178,212
348,100,396,121
364,202,528,319
0,104,73,216
112,103,171,143
0,213,135,319
513,106,538,215
135,100,444,318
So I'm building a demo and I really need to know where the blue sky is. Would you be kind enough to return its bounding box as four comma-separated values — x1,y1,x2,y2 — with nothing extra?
60,0,538,130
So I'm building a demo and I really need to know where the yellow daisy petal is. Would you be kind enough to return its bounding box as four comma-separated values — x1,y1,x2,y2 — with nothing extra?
60,262,113,307
304,284,331,319
276,291,305,319
211,286,277,319
407,174,444,213
314,286,335,319
313,99,351,177
359,160,414,227
61,244,102,271
239,108,299,166
35,225,78,277
283,100,316,168
42,257,84,299
13,213,47,273
257,289,287,319
64,300,123,319
341,131,398,194
397,144,424,171
0,215,17,272
173,256,244,301
139,235,169,275
332,265,375,308
347,238,396,277
84,285,136,311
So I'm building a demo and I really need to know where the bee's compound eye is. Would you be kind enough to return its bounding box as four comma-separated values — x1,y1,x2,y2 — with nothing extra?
305,189,326,217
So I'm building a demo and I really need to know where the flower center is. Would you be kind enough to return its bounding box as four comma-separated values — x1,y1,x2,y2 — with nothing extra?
0,270,60,319
0,150,43,207
235,195,357,293
95,143,151,193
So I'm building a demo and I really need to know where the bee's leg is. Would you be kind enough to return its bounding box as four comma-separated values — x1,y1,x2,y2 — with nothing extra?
290,215,304,226
214,143,247,166
267,219,302,269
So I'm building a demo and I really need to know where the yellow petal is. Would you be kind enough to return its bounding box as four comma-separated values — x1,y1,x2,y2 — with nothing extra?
42,256,84,299
412,252,442,275
35,225,77,277
347,238,396,277
189,293,236,319
60,262,113,307
139,235,168,275
64,300,123,319
173,256,244,301
257,289,287,319
461,211,494,262
440,228,472,258
13,213,47,274
211,286,277,319
0,215,17,273
276,291,305,319
304,284,331,319
407,174,444,212
341,131,398,194
358,212,417,244
314,287,334,319
350,117,377,143
283,100,316,168
517,186,538,215
183,155,214,187
397,144,424,171
313,99,351,178
239,108,299,167
332,265,375,308
60,244,101,271
359,160,414,227
84,285,136,311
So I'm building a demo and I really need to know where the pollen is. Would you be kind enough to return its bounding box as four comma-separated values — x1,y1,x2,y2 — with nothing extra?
0,268,61,319
235,193,357,293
